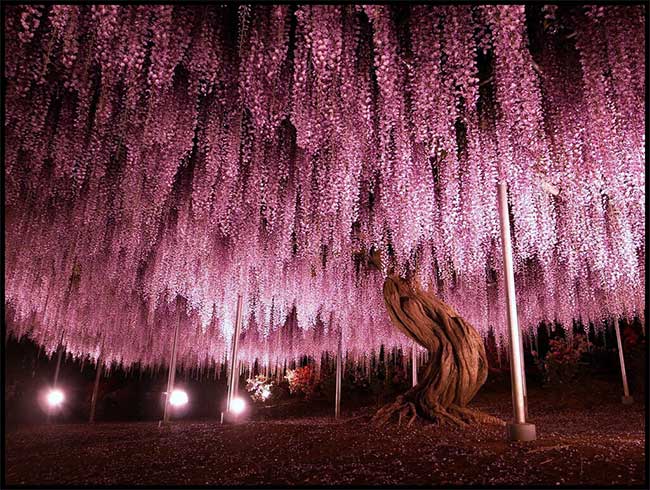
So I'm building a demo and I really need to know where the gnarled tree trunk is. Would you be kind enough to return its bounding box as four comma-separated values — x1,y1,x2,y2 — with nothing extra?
373,274,503,427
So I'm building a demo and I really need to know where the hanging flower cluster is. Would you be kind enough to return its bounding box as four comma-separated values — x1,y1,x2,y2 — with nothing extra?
4,5,644,370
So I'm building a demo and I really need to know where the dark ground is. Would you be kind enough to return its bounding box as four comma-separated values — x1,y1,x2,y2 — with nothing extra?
4,380,646,487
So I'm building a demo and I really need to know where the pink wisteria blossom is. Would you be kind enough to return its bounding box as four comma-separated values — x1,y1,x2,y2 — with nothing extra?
4,5,645,370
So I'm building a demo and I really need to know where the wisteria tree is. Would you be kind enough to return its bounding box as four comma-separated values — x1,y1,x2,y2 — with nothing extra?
4,4,645,425
365,247,501,426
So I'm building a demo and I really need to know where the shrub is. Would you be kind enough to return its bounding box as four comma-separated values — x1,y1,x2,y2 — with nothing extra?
538,335,591,385
348,365,370,390
285,365,318,399
245,374,274,403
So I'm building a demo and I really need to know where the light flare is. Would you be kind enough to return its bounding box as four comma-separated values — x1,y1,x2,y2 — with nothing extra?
169,389,189,407
46,388,65,407
230,397,246,415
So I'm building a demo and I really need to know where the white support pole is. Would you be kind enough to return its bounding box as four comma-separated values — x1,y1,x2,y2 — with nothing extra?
497,181,536,441
225,294,244,417
497,341,502,369
519,331,528,418
53,345,64,388
335,331,342,419
162,308,181,424
47,340,65,424
411,346,418,387
368,353,372,384
51,330,66,389
89,356,103,423
614,318,633,404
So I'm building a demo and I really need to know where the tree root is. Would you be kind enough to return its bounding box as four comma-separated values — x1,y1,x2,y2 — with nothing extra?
372,396,419,427
372,395,505,428
446,405,506,426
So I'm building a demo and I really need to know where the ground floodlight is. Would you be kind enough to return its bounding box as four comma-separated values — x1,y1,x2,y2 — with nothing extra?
169,389,189,407
46,388,65,407
230,396,246,415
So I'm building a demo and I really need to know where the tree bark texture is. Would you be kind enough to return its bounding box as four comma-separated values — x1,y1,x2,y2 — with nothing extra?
373,274,504,427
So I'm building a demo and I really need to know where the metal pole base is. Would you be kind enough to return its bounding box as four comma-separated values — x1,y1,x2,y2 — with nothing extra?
621,396,634,405
507,422,536,442
221,411,245,425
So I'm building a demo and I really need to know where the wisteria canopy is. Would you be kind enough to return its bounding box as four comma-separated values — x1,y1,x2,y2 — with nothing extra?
4,4,645,369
